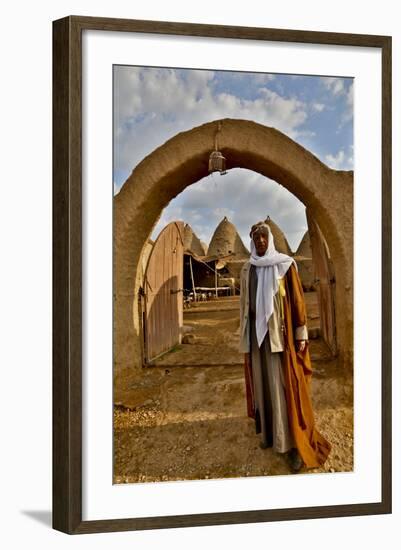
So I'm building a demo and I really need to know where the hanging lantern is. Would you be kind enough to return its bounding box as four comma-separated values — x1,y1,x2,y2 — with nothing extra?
208,121,227,175
208,150,227,175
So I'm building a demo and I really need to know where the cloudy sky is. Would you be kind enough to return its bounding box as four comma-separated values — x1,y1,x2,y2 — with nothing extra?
114,67,353,252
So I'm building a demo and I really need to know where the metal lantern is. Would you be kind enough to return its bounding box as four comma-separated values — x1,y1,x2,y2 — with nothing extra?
208,121,227,175
208,150,227,175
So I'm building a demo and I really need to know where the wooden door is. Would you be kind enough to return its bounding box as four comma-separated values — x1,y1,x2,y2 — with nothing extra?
306,211,337,356
143,221,184,363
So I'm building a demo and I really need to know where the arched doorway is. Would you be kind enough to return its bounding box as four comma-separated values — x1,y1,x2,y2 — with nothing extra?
114,118,353,372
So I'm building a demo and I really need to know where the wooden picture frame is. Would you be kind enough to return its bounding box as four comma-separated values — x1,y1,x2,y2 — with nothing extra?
53,15,392,534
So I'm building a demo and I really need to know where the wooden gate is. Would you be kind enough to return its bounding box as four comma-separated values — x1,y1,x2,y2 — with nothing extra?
306,211,337,355
142,221,184,364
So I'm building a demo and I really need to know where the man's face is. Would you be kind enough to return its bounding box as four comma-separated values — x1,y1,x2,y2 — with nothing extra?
253,230,269,256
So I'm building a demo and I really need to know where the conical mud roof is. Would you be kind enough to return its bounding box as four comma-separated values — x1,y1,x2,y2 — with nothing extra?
295,230,312,258
183,223,205,256
264,217,293,256
208,216,249,258
200,241,208,255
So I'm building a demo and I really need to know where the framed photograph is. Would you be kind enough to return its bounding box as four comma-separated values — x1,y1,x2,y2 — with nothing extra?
53,15,391,534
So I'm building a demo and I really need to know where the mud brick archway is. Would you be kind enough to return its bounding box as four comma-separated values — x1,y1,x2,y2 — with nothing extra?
114,119,353,372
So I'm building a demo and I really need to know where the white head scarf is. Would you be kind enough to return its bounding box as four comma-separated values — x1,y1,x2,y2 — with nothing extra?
249,223,294,347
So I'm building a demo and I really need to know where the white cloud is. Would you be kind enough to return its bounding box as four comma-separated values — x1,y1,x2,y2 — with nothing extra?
115,67,351,252
319,77,353,130
296,130,316,138
325,148,353,170
222,72,275,85
341,81,354,126
212,207,235,220
321,76,345,96
252,73,276,84
151,168,307,252
346,82,354,107
114,67,309,186
151,205,184,240
312,102,325,112
325,150,345,169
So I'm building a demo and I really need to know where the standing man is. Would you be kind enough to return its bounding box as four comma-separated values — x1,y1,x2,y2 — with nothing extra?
239,221,331,472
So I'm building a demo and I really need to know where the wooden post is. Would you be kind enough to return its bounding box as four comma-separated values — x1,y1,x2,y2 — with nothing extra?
215,260,218,298
189,255,197,302
306,210,337,356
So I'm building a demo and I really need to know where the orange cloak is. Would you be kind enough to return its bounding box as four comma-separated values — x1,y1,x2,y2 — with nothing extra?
244,263,331,468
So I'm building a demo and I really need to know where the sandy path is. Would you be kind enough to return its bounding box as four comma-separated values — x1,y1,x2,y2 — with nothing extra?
114,294,353,483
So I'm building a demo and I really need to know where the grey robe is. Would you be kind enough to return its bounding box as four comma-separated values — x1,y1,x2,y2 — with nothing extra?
249,264,294,453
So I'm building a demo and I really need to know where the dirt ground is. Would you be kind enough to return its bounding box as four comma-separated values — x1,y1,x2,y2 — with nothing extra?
114,292,353,483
